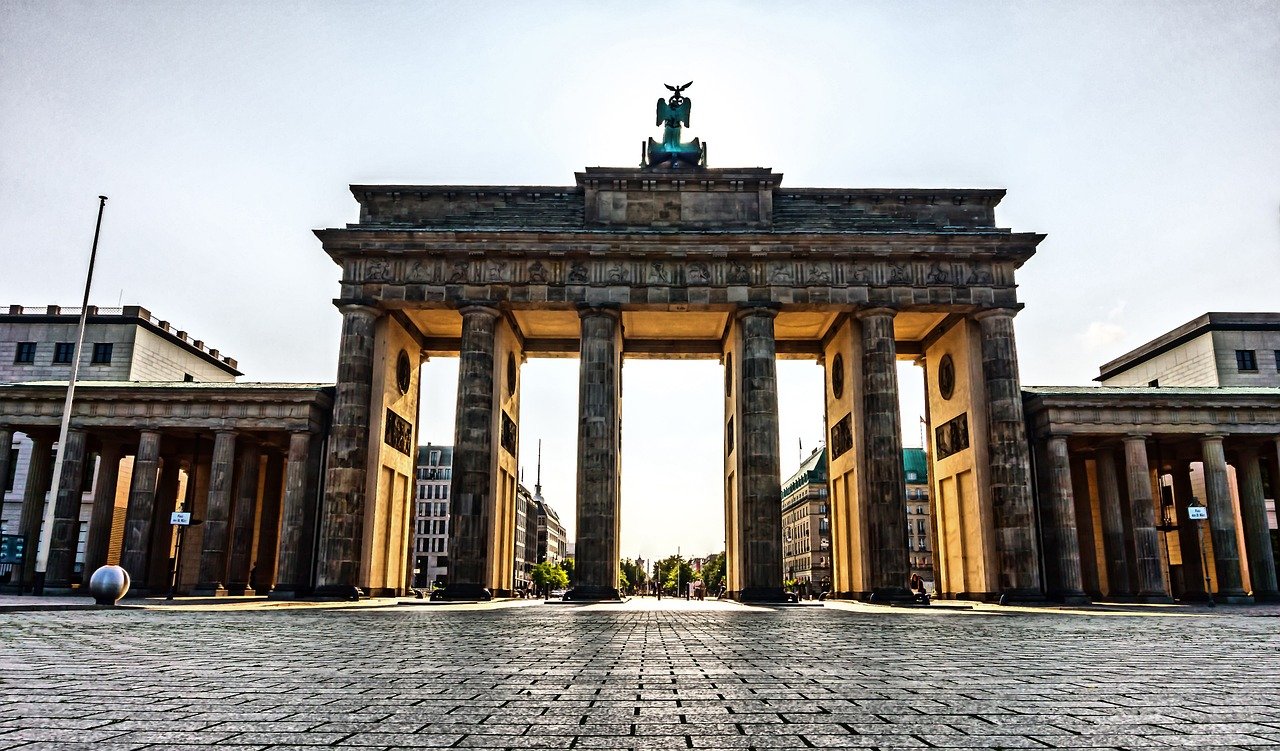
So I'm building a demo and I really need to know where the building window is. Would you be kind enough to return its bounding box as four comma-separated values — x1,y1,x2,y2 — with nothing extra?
1148,379,1159,387
91,342,113,364
5,448,17,492
183,373,194,382
1236,349,1257,372
52,342,74,364
14,342,36,364
1275,350,1280,371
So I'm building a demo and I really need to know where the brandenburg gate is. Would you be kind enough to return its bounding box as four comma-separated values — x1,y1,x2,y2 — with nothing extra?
311,86,1046,602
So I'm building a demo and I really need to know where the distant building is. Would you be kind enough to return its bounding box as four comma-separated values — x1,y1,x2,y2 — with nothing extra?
903,448,934,584
529,443,567,566
412,444,452,588
1097,312,1280,388
514,482,535,593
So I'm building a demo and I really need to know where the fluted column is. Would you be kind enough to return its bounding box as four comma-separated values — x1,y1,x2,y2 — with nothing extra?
1122,435,1170,601
858,308,909,600
18,436,54,586
567,304,623,600
226,440,262,595
1094,448,1132,597
736,306,784,602
147,456,183,589
1171,463,1207,600
45,429,87,587
83,442,123,575
316,303,379,595
1043,436,1088,603
974,309,1041,598
443,305,501,600
1201,434,1247,600
196,430,237,594
119,430,162,586
272,432,312,596
1235,444,1277,601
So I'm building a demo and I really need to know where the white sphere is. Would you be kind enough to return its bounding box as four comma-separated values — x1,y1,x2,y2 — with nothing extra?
88,565,130,605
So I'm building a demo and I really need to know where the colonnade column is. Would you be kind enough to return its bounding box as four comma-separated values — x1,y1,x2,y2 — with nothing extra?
1122,435,1170,601
567,304,623,600
254,450,287,594
44,429,87,588
1200,434,1248,601
1094,448,1132,597
974,309,1041,599
1235,444,1277,601
443,305,501,600
273,432,313,596
0,427,12,520
226,440,262,595
316,303,380,596
18,435,53,586
858,307,909,600
196,430,237,594
83,441,123,574
1043,436,1088,603
119,430,162,586
734,305,784,602
1171,463,1207,600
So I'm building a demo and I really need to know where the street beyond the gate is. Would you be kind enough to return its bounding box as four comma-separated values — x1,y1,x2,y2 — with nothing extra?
1,599,1278,750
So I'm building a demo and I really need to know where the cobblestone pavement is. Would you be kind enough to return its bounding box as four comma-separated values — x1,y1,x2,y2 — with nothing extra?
2,599,1278,750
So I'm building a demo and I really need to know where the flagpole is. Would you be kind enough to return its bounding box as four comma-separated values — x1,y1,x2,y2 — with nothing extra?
33,196,108,595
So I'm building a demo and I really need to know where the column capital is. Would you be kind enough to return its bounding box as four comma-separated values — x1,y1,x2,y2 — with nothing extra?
971,306,1022,322
1200,433,1228,444
734,303,779,321
576,302,621,320
458,303,502,320
1122,433,1150,443
334,301,381,318
854,306,897,320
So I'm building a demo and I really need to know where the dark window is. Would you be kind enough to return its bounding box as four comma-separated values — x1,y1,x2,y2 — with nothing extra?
52,342,74,364
183,373,194,382
1275,350,1280,371
5,448,17,492
1236,350,1258,371
14,342,36,363
91,342,113,364
1148,379,1159,387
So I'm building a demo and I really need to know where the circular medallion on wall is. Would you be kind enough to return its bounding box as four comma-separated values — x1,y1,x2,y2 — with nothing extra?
507,352,517,397
396,349,412,395
938,353,956,401
831,353,845,399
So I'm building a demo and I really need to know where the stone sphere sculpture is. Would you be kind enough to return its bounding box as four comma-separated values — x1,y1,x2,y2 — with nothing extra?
87,565,130,606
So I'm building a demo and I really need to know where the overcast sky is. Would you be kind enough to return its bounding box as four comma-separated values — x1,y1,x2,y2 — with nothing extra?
3,2,1277,562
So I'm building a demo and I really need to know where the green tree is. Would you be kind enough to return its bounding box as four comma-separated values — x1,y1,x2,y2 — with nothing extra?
561,556,575,585
531,561,568,597
619,558,647,592
700,552,725,595
653,554,696,594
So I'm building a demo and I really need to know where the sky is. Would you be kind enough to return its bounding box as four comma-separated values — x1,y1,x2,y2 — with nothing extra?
2,2,1277,562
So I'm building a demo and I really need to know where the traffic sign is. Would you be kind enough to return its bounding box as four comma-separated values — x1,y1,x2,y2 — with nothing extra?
170,512,192,526
0,534,24,564
1187,506,1208,520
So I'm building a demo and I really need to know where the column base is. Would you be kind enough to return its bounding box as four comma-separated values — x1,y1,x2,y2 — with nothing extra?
564,585,621,601
1250,591,1280,603
225,584,256,597
1049,590,1092,605
866,587,915,604
997,589,1049,606
192,584,229,597
436,583,493,601
1214,594,1255,605
737,587,791,603
311,584,365,601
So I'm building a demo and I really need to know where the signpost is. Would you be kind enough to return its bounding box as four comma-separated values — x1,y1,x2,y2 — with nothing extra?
167,513,201,600
1188,500,1214,607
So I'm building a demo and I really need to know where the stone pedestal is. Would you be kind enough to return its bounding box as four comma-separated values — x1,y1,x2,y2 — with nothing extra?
1235,444,1277,601
728,306,785,603
858,308,911,602
83,442,123,576
316,304,379,598
1094,448,1133,598
441,306,501,601
226,441,262,595
45,429,87,588
196,430,237,595
974,309,1042,600
1122,436,1172,602
120,431,162,588
1042,436,1089,604
1201,435,1249,602
567,305,623,601
271,433,312,597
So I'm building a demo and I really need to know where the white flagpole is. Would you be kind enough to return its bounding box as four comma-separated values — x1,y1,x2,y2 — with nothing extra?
33,196,108,594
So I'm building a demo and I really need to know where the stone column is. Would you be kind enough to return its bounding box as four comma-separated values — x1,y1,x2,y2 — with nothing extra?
858,308,910,601
18,435,53,586
1200,434,1248,600
196,430,237,594
148,457,183,590
119,430,162,586
45,429,87,588
254,450,287,594
1043,436,1088,603
1094,448,1132,597
316,303,379,596
443,305,501,600
226,441,262,595
1171,463,1207,600
1235,444,1277,601
567,305,624,600
273,432,313,596
734,306,785,602
974,309,1041,599
83,442,123,575
0,426,12,513
1122,435,1170,601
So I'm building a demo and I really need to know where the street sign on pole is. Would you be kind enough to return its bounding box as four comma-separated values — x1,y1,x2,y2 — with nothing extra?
170,512,192,526
1187,506,1208,520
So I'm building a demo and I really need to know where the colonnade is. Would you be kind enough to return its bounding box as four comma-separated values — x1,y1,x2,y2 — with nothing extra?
1037,433,1280,603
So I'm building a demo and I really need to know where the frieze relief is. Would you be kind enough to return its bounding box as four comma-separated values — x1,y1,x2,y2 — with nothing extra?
346,255,1014,291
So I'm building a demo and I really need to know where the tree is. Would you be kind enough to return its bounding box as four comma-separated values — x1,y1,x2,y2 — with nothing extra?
700,552,725,595
619,558,647,592
561,556,575,585
531,561,568,597
653,554,696,595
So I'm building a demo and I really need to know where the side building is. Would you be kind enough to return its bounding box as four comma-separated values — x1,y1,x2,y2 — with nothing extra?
412,444,452,589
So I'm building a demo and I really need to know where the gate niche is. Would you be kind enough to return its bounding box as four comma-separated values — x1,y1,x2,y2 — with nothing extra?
310,87,1046,602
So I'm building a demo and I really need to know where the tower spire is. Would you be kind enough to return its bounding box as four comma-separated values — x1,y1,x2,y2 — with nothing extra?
535,439,543,497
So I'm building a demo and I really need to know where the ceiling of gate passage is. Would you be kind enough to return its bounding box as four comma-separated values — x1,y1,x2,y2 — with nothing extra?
401,308,950,360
